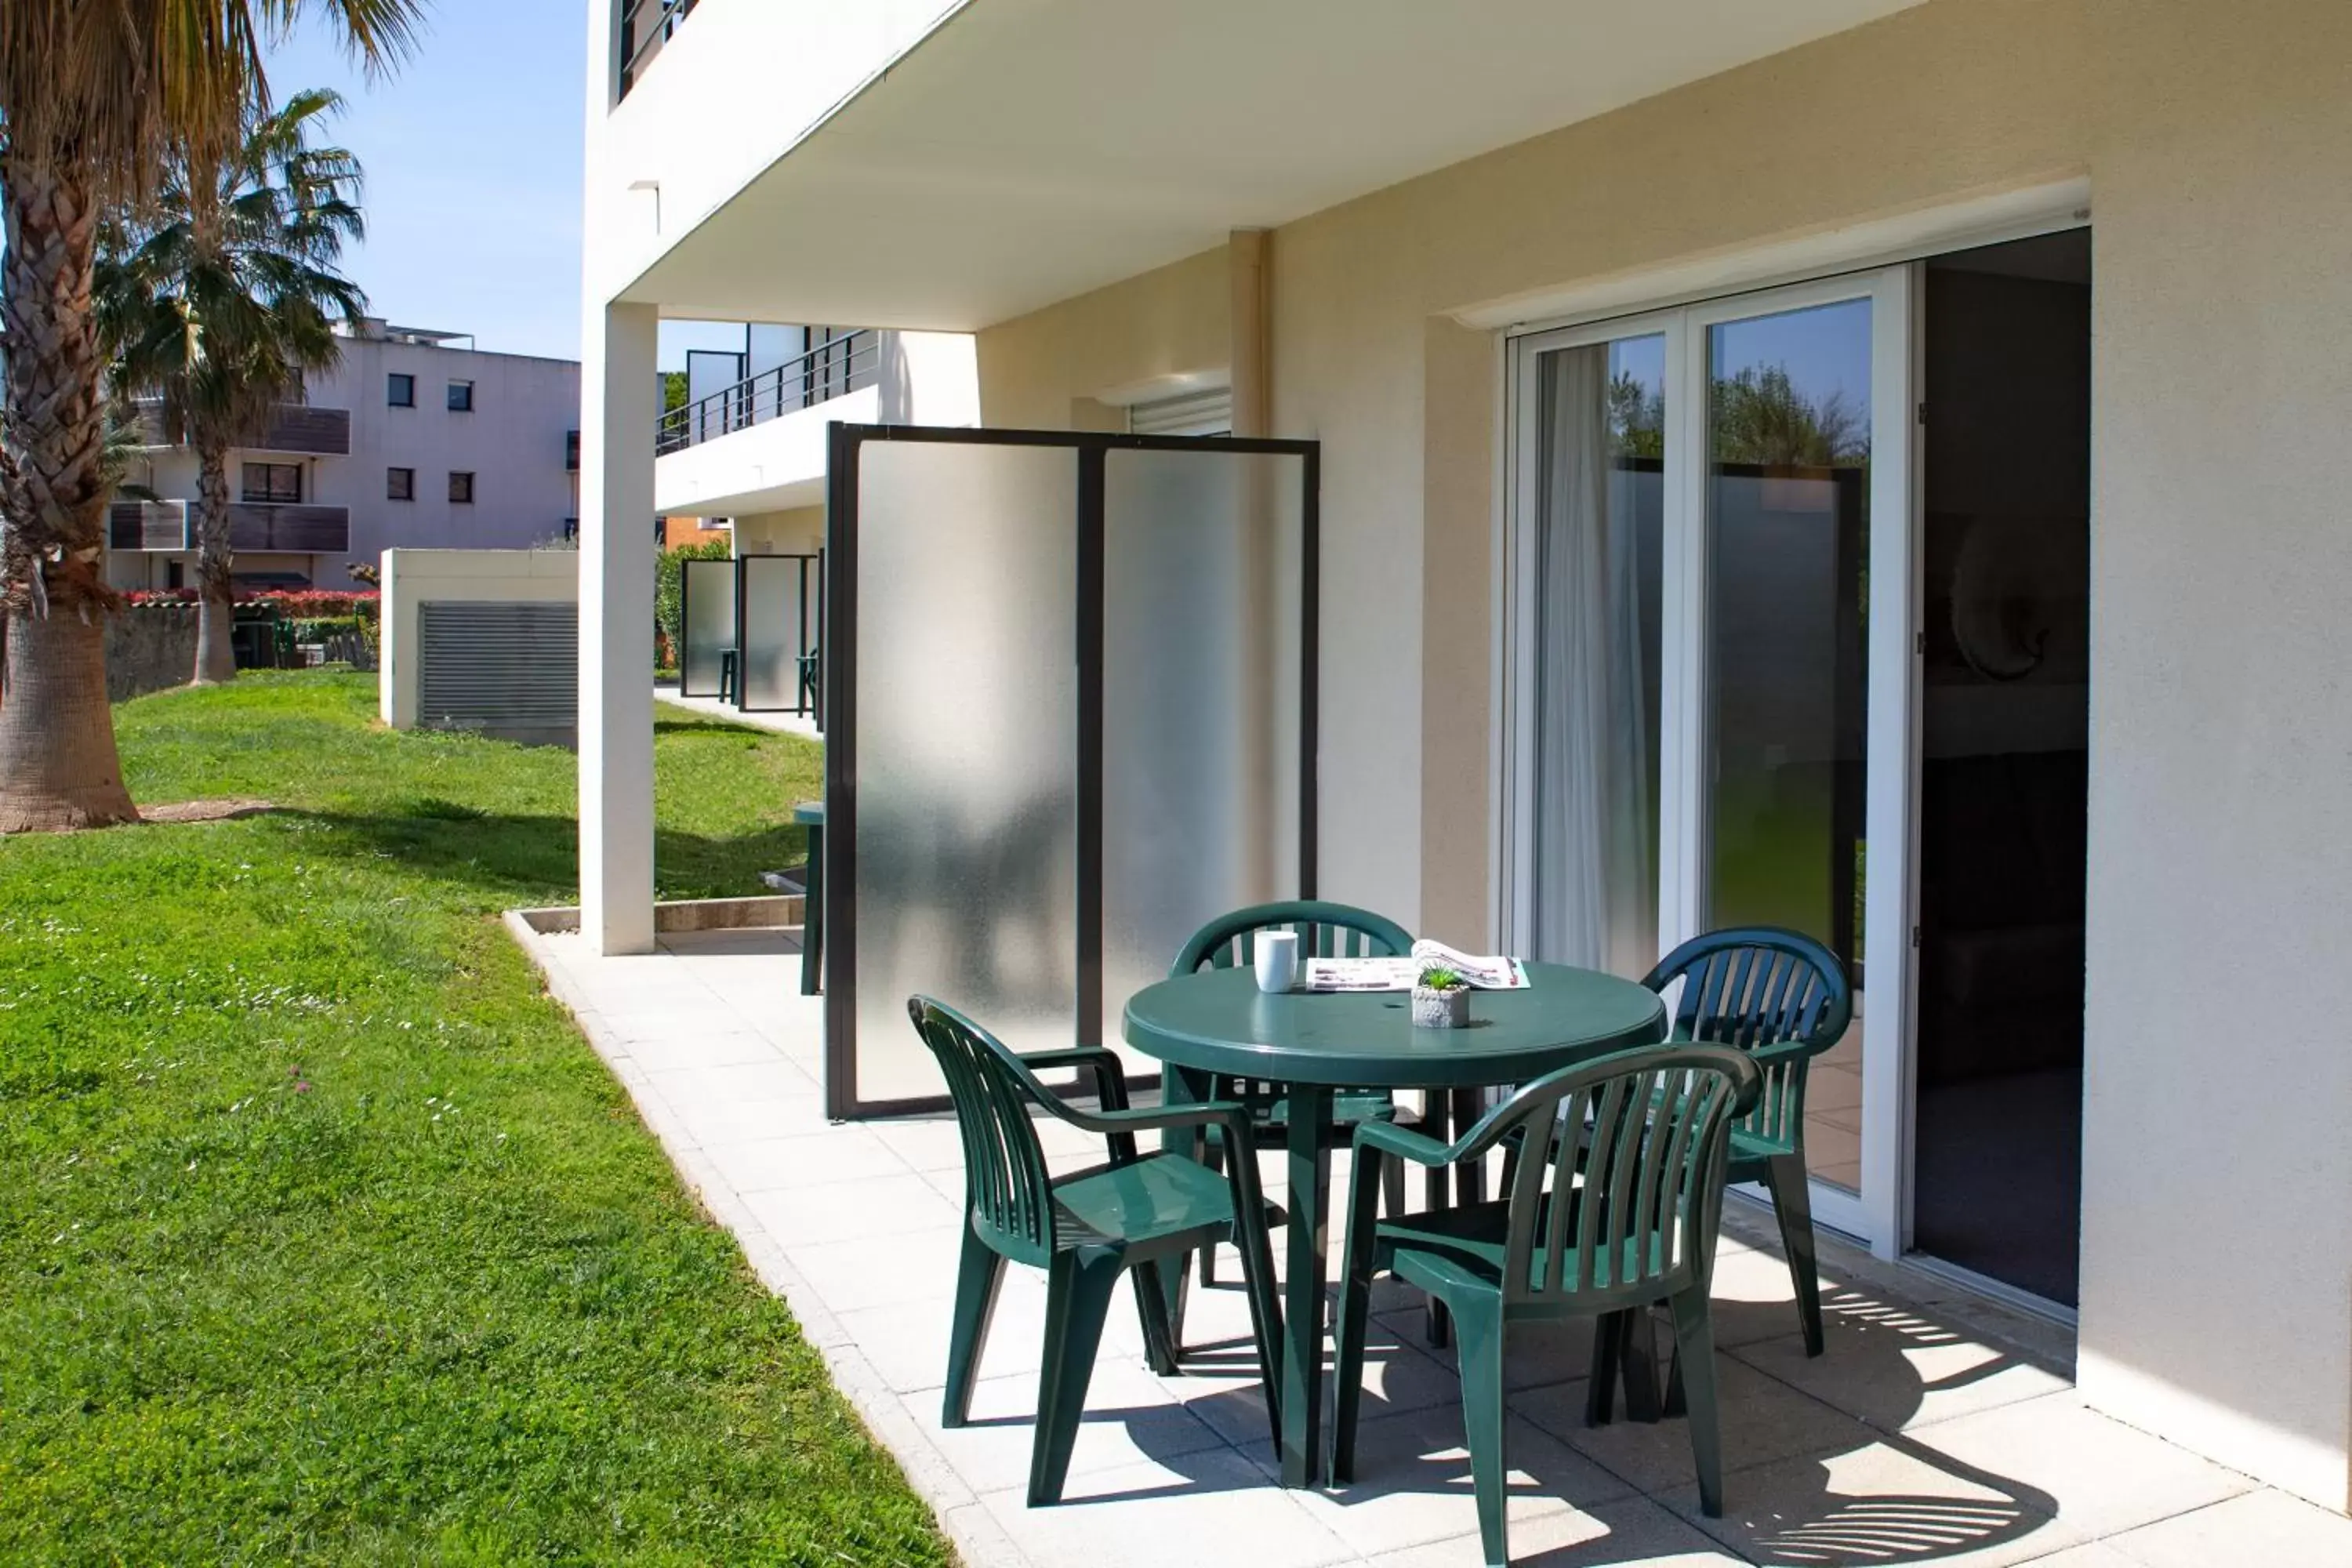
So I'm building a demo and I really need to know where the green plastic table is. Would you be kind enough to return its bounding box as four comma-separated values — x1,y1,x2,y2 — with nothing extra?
1123,962,1667,1486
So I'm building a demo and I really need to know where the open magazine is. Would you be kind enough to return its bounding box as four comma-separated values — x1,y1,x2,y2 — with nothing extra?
1301,938,1530,993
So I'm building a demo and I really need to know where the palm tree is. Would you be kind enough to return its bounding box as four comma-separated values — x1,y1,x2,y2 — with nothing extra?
100,90,368,684
0,2,417,830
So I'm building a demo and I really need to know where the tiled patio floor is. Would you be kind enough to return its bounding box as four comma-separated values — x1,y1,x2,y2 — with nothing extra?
512,920,2352,1568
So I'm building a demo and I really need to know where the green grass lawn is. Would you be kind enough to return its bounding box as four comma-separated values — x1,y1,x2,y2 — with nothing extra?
0,673,946,1565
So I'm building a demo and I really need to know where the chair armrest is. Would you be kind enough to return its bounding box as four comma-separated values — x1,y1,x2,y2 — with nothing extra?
1001,1048,1200,1164
1016,1045,1132,1112
1352,1118,1460,1168
1745,1036,1821,1069
1057,1099,1254,1139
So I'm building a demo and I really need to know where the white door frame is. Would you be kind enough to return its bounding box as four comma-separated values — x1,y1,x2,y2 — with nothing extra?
1497,305,1686,961
1500,267,1921,1260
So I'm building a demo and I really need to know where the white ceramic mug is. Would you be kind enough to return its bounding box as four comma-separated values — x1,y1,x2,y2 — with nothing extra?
1254,929,1300,993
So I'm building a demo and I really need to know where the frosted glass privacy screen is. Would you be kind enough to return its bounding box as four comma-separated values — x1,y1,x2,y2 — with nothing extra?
824,426,1322,1118
678,557,735,699
1100,448,1306,1058
847,441,1081,1107
737,554,815,712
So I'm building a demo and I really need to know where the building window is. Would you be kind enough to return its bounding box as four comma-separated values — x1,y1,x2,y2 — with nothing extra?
388,372,415,408
448,470,475,504
241,461,302,503
387,466,415,501
447,379,474,412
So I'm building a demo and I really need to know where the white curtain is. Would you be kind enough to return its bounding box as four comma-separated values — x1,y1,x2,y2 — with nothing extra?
1530,344,1657,976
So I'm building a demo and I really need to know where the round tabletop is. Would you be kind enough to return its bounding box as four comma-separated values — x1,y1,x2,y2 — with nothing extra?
1122,961,1668,1090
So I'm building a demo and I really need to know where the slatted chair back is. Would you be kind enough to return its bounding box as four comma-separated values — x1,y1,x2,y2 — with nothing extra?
1172,899,1414,977
908,996,1058,1265
1642,928,1851,1152
1174,902,1416,1104
1488,1045,1756,1315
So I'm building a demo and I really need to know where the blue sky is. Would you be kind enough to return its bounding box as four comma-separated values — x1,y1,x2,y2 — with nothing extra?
263,2,733,369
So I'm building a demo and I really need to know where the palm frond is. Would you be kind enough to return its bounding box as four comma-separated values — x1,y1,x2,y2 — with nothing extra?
0,2,420,195
98,81,370,451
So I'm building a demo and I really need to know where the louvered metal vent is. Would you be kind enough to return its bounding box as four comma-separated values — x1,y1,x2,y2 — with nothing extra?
417,601,578,731
1129,387,1234,437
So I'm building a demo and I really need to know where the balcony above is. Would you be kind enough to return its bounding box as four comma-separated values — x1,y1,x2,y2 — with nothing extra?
110,501,191,553
256,405,354,456
658,329,877,456
612,0,1919,328
108,500,351,555
653,327,975,517
134,400,353,457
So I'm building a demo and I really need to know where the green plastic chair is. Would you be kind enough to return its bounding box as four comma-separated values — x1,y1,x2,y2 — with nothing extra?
906,996,1287,1506
1171,899,1417,1292
1331,1044,1761,1565
1643,927,1852,1357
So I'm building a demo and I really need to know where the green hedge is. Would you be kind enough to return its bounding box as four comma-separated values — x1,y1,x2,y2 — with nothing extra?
289,616,367,642
655,539,732,666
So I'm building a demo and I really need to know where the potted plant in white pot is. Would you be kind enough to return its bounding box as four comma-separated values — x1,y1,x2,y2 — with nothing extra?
1411,964,1472,1029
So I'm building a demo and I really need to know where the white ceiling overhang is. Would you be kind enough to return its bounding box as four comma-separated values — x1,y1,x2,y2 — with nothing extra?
622,0,1923,331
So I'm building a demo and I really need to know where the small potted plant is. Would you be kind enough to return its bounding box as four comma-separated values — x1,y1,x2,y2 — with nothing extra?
1412,964,1472,1029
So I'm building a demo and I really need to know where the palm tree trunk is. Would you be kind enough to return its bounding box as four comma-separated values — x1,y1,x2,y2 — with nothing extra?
0,611,137,830
192,445,237,684
0,159,138,829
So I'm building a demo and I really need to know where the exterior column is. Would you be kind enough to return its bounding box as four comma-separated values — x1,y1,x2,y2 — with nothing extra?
579,301,659,954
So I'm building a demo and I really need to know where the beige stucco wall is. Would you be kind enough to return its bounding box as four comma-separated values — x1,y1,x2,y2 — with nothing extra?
977,245,1232,432
732,507,824,557
971,0,2352,1509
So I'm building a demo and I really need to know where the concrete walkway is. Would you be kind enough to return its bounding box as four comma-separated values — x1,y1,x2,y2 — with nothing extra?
510,918,2352,1568
655,682,822,742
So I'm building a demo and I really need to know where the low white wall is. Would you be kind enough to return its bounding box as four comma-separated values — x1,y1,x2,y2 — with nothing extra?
379,548,579,728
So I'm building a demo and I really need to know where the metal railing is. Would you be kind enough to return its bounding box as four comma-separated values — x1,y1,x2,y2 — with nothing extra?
107,499,351,554
618,0,699,100
655,329,880,456
132,397,351,456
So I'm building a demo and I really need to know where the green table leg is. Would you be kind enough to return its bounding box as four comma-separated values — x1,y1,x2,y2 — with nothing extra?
797,818,824,996
1280,1083,1332,1488
1158,1064,1212,1341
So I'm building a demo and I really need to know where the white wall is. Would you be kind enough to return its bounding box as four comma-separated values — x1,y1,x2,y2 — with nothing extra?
590,0,965,306
378,547,578,729
325,338,582,565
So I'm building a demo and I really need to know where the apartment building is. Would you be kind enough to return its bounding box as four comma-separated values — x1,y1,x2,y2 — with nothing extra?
107,318,582,590
579,0,2352,1520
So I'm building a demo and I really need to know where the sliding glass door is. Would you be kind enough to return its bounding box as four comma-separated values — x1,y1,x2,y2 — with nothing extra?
1507,270,1918,1255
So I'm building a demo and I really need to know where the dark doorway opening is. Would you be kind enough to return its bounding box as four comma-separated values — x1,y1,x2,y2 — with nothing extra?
1915,227,2092,1308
